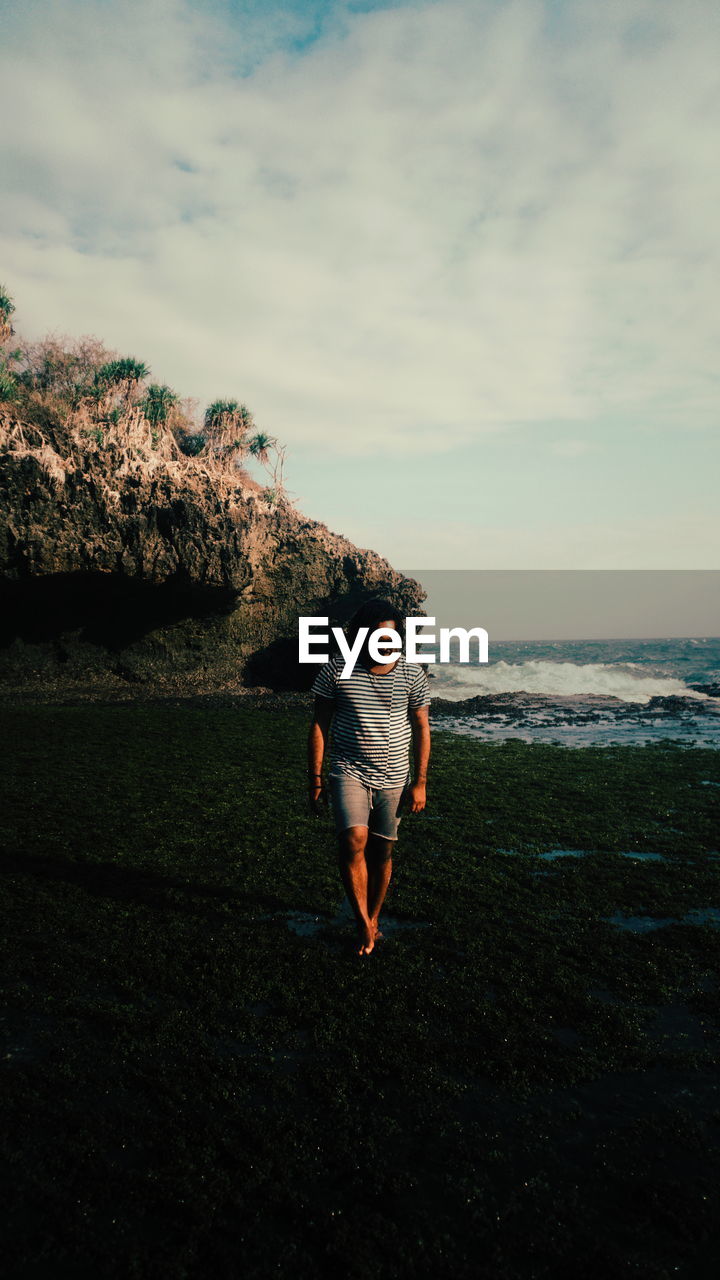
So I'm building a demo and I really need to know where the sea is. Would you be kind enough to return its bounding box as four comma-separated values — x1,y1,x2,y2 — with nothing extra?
427,637,720,748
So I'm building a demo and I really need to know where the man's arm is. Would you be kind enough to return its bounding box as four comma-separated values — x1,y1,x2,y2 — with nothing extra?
408,704,430,813
308,695,334,814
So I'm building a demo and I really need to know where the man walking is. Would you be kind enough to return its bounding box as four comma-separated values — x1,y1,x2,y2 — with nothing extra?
307,599,431,956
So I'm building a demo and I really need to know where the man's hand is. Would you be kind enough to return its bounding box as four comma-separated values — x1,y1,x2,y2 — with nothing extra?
308,778,327,817
409,706,430,815
308,697,333,817
407,781,427,813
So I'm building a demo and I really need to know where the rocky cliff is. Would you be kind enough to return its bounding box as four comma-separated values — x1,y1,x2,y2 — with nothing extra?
0,397,424,689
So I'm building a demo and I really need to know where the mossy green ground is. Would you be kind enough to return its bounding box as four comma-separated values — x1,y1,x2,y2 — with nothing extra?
2,703,719,1278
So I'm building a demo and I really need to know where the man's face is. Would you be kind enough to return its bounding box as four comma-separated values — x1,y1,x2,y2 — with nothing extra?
368,618,398,663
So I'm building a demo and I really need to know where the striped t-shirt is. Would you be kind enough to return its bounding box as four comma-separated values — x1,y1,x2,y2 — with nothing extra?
311,652,431,788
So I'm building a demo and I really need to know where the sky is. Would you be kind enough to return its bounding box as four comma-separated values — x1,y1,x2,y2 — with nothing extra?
1,0,719,570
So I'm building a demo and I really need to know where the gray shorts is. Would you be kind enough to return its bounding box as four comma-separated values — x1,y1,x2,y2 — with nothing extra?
329,773,410,842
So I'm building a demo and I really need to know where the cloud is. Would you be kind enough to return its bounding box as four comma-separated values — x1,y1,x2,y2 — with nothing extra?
550,439,598,458
1,0,719,463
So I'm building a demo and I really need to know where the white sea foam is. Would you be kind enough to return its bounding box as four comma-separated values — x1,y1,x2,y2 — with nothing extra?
431,660,710,705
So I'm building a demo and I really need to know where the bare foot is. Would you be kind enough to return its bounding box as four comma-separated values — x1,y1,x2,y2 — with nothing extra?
357,919,375,956
370,918,384,941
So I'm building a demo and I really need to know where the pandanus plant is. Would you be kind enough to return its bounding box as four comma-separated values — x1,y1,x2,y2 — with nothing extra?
0,284,16,344
247,431,273,464
249,431,287,499
141,383,179,426
0,285,18,400
94,357,150,409
203,399,255,458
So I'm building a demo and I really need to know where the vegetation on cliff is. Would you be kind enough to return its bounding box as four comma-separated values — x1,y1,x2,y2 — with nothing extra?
0,284,285,502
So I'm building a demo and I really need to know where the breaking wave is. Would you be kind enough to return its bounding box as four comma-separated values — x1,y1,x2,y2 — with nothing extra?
432,660,710,705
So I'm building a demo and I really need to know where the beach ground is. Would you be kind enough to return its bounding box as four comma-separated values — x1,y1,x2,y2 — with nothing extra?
1,700,719,1278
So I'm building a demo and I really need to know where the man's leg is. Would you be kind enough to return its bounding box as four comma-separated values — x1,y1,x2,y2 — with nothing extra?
365,782,406,937
337,826,375,956
366,834,394,939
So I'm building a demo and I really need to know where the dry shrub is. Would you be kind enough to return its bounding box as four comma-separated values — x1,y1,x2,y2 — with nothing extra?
167,395,200,440
14,334,119,403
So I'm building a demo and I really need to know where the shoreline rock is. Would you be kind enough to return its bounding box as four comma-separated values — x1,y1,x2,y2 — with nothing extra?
1,399,424,689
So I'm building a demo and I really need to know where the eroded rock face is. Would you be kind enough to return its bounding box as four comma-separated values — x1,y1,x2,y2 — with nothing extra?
0,404,424,687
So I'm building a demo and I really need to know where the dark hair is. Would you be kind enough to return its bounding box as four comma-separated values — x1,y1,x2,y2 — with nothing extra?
346,597,405,645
